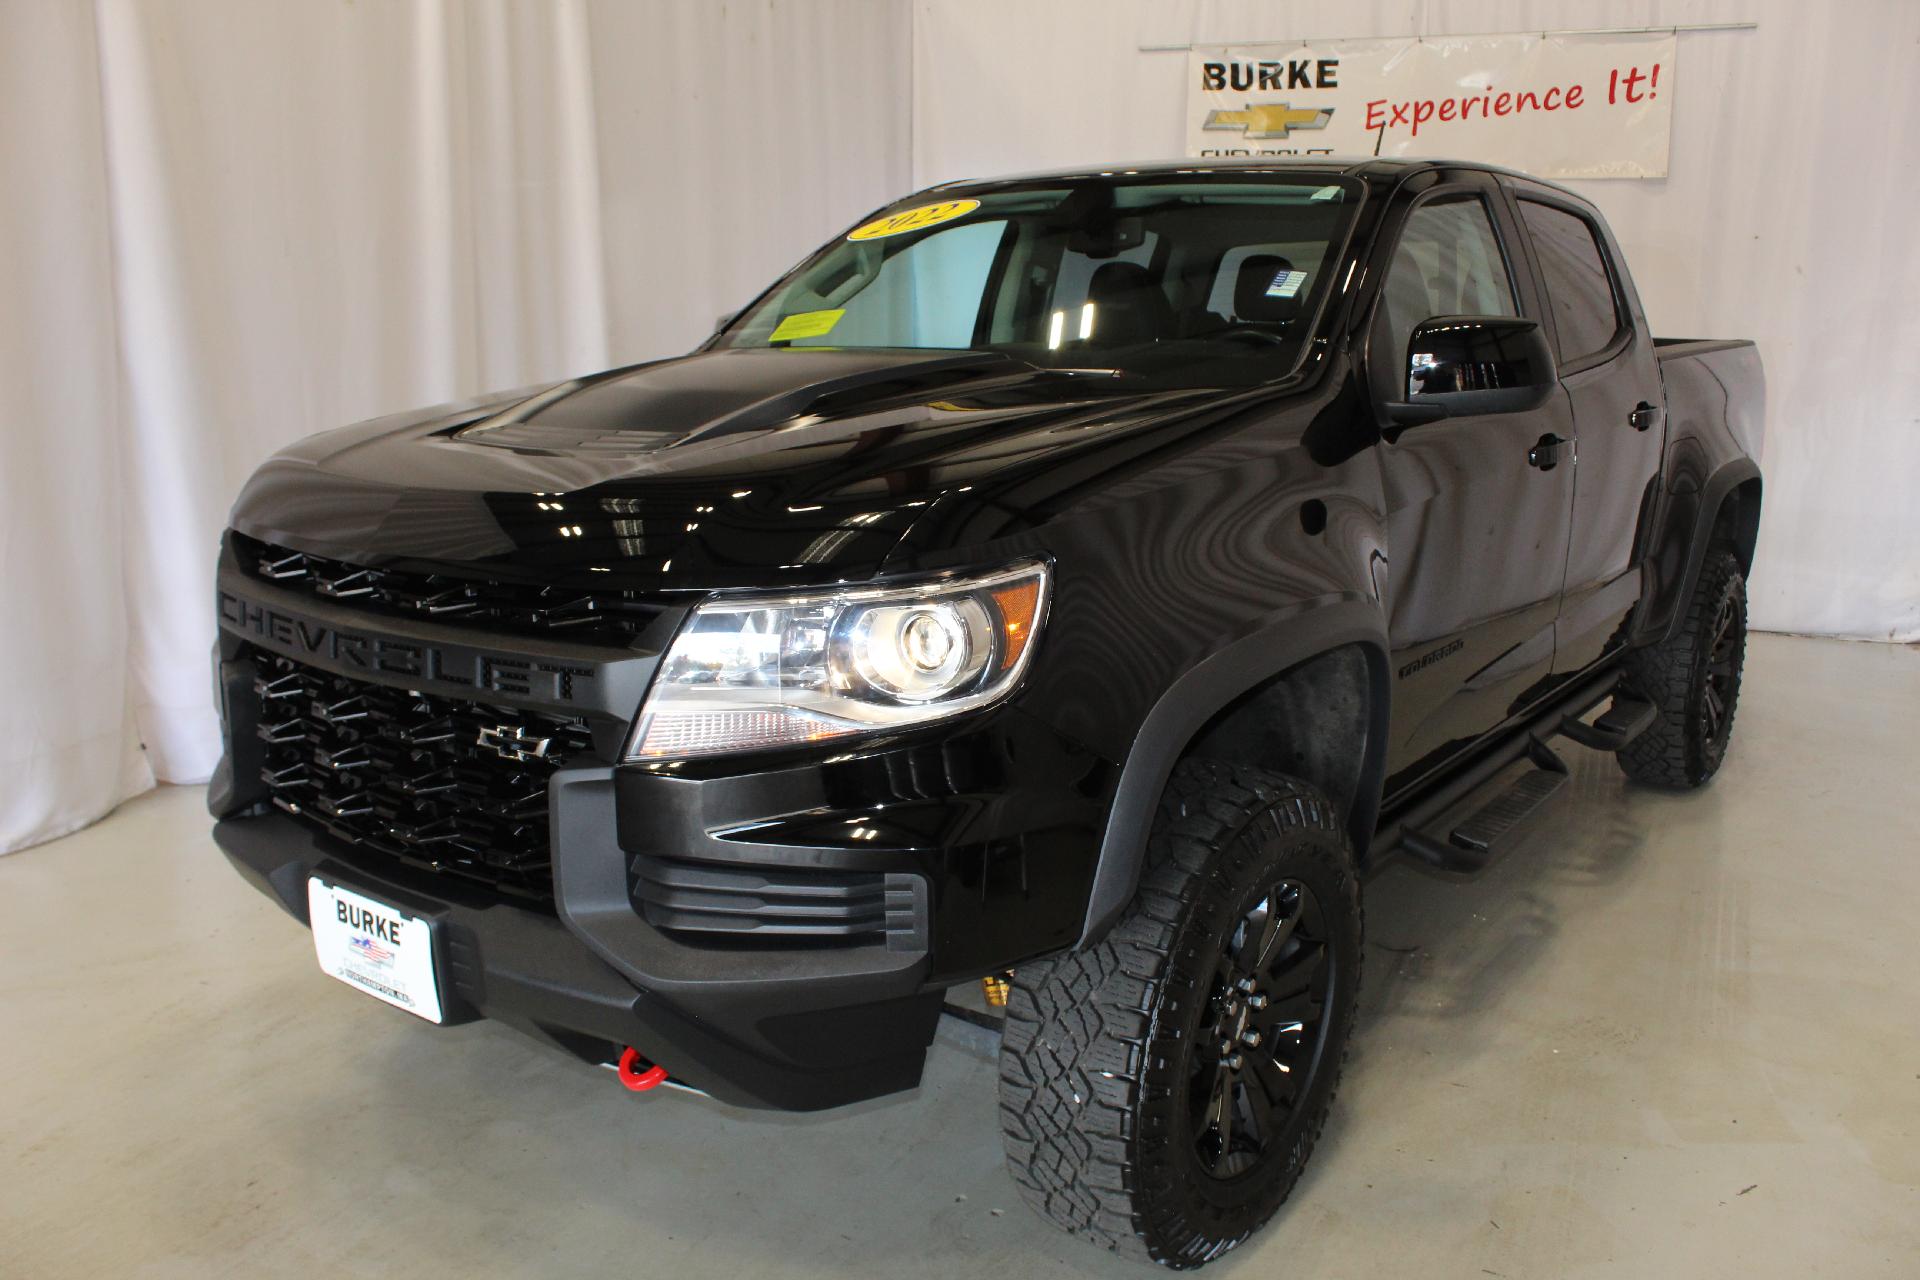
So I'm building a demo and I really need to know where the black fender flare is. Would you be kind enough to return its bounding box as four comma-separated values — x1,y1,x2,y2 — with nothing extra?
1637,457,1762,646
1075,595,1391,946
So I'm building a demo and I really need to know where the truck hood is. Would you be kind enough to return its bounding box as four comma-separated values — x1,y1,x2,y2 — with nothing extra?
229,347,1265,592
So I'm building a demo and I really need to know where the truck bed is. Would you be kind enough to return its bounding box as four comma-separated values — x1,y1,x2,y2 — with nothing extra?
1656,337,1765,461
1653,336,1756,359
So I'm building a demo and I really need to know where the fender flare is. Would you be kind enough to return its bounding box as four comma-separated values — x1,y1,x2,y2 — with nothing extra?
1075,595,1391,946
1641,457,1762,646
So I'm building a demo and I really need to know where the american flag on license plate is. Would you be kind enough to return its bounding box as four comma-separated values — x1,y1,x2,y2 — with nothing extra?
350,935,394,964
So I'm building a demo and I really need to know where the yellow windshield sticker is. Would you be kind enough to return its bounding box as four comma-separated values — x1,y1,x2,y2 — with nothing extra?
769,309,845,342
847,199,981,242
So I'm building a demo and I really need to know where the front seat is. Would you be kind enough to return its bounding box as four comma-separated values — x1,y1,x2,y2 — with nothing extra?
1085,261,1174,345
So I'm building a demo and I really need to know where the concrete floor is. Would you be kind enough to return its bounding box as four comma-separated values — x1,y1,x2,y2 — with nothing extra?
2,633,1916,1278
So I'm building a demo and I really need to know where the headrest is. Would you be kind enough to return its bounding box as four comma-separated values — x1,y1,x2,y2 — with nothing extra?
1088,260,1156,302
1234,255,1306,324
1085,261,1172,344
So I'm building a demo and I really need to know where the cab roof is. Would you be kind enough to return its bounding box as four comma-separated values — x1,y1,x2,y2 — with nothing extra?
928,156,1584,201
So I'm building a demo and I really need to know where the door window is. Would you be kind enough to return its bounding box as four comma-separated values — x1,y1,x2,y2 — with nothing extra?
1375,197,1517,394
1518,199,1623,365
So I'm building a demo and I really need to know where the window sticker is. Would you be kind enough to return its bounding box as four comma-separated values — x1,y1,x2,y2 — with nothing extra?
769,309,845,342
1265,269,1309,299
1310,185,1344,202
847,199,981,241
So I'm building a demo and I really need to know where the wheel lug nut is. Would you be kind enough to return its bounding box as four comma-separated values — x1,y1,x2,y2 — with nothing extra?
1235,977,1256,993
1226,1053,1244,1070
1248,994,1268,1009
1241,1030,1262,1048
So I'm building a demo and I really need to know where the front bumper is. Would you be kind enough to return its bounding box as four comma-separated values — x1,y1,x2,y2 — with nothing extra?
213,780,942,1110
210,541,1114,1110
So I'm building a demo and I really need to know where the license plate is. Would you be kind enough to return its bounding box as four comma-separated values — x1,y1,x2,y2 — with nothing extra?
306,879,444,1023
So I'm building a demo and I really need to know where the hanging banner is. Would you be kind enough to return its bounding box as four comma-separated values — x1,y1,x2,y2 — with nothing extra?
1186,32,1675,179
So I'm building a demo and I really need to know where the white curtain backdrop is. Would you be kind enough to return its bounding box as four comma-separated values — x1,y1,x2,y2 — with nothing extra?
913,0,1920,645
0,0,910,853
4,0,1913,853
1,2,154,849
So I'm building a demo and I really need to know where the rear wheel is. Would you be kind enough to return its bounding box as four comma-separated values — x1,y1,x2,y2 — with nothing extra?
997,761,1362,1268
1617,547,1747,788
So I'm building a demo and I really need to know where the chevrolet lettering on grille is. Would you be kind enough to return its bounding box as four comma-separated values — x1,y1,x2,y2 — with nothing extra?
216,589,602,706
477,723,553,763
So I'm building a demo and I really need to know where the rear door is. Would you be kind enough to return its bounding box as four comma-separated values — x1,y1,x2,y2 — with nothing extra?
1371,173,1577,776
1504,184,1667,673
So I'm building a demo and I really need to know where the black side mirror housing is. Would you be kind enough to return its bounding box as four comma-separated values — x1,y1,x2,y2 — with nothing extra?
1384,315,1558,426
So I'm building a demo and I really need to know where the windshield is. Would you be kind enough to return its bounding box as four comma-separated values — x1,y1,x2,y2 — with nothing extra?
718,175,1362,389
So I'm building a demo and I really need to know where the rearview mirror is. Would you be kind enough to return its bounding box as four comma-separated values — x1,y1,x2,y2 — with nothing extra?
1384,315,1557,427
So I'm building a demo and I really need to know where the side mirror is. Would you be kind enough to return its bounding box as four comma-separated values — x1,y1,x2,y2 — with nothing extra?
1384,315,1557,427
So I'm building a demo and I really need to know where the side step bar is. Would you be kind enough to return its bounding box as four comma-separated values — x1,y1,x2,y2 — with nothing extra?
1450,736,1569,853
1398,736,1569,873
1558,691,1657,751
1378,668,1622,876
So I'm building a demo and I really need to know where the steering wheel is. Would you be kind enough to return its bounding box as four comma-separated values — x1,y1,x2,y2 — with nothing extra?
1215,325,1288,346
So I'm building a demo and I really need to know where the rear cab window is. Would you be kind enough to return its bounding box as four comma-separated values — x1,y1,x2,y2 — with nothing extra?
1517,199,1626,366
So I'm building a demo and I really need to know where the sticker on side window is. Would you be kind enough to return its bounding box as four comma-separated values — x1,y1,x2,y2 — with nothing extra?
1265,269,1309,299
769,309,845,342
847,199,981,241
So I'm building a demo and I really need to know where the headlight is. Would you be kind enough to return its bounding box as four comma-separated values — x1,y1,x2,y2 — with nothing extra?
626,561,1050,760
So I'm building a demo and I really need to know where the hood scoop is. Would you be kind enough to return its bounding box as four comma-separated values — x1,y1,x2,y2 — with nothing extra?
448,419,682,457
446,349,1020,458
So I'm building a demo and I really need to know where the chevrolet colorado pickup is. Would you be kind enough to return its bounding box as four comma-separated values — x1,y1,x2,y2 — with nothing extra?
209,158,1763,1267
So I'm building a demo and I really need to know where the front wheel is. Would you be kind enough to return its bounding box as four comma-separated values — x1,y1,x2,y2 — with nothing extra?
997,761,1362,1268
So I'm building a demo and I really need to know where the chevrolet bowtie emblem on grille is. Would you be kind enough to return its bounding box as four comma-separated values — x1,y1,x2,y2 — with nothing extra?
478,723,552,763
1202,103,1335,139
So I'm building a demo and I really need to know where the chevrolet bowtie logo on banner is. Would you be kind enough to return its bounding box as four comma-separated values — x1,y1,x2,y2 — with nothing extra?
1202,103,1335,139
1186,32,1676,179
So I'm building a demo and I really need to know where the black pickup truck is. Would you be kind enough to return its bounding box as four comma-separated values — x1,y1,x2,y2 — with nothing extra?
209,158,1762,1268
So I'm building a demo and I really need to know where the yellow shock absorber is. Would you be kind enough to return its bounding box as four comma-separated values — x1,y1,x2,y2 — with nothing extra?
981,972,1011,1008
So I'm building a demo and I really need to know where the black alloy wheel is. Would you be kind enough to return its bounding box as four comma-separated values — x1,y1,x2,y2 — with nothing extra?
1188,880,1334,1180
1617,546,1747,788
1699,587,1743,751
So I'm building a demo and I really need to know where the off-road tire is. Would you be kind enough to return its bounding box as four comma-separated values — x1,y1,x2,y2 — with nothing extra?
1617,547,1747,788
997,761,1362,1269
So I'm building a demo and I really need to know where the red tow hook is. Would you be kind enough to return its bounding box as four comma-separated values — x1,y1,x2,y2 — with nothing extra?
616,1047,669,1092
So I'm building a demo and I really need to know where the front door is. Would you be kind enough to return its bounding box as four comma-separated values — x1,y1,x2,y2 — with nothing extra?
1370,177,1576,778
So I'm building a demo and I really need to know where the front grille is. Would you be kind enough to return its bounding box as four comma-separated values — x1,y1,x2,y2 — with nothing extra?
630,853,923,945
245,647,592,908
231,532,664,646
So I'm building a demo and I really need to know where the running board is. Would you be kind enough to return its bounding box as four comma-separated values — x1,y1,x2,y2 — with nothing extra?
1398,737,1570,874
1558,691,1657,751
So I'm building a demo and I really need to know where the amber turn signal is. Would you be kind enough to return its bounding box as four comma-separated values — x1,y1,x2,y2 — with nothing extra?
990,580,1042,672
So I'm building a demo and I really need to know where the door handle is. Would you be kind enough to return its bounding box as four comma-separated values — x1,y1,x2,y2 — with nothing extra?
1629,400,1663,432
1528,433,1569,471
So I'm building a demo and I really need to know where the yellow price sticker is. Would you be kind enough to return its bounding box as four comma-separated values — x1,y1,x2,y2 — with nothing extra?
769,309,845,343
847,199,981,242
